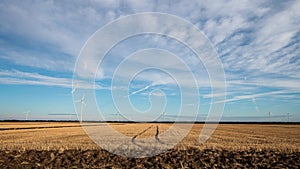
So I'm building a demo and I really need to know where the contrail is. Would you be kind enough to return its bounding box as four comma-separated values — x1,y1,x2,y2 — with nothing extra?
128,83,154,96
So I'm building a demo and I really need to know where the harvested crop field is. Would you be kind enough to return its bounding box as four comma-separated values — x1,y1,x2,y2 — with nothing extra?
0,122,299,168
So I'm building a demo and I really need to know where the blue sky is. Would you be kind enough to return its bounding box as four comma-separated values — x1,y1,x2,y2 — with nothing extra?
0,0,299,122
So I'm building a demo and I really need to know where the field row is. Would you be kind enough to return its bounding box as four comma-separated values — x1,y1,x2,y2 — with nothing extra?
0,123,299,151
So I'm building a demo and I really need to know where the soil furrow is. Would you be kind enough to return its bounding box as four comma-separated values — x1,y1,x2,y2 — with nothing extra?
131,125,153,144
155,125,164,144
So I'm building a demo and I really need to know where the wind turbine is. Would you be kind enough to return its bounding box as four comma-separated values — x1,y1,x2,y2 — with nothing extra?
113,111,120,122
117,111,120,122
76,95,86,122
162,111,165,122
111,111,133,122
268,111,271,122
23,110,30,121
287,113,291,122
111,112,121,122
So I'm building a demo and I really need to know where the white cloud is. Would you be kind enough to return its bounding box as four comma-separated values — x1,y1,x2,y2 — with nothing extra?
0,70,104,90
216,1,300,80
0,1,120,72
126,0,155,12
0,0,299,101
228,77,300,91
129,83,153,96
202,92,228,99
216,90,298,104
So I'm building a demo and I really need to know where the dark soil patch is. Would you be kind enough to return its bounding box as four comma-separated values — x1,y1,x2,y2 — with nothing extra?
0,148,299,168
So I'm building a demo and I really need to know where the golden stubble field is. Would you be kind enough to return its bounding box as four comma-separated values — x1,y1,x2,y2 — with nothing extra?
0,122,299,151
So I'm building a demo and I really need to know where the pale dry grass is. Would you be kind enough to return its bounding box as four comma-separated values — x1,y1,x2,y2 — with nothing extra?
0,126,96,150
109,123,170,138
0,122,81,129
0,122,299,152
181,124,300,151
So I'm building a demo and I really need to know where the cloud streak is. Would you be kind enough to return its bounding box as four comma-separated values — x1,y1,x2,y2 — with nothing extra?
129,83,153,96
0,1,299,121
0,70,104,90
1,1,299,86
215,90,298,104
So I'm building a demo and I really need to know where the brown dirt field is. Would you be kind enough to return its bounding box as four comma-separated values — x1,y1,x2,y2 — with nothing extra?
0,123,299,151
0,148,299,168
0,122,299,168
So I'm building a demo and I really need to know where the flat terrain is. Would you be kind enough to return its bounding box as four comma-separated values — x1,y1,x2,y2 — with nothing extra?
0,122,299,168
0,122,299,150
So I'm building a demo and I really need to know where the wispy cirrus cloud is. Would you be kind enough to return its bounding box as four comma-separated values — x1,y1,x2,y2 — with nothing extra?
215,90,299,104
0,70,104,90
211,0,300,79
1,0,299,85
0,0,120,72
0,0,299,121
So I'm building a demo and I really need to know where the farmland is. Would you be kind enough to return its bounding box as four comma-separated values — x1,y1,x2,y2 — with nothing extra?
0,122,299,168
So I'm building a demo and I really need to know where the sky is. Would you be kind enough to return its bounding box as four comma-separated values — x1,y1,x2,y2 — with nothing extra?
0,0,299,122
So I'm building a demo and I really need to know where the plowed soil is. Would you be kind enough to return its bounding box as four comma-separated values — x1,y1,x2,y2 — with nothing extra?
0,123,299,168
0,148,299,168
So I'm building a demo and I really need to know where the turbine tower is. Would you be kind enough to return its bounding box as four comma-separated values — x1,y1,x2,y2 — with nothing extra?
287,113,290,122
117,111,120,122
163,111,165,122
23,110,30,121
112,112,121,122
76,95,86,122
268,111,271,122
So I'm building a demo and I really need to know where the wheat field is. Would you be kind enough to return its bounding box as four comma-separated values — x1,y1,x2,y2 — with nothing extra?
0,122,299,168
0,122,299,151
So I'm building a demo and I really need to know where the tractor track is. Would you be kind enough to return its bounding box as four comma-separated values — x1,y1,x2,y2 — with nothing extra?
155,125,164,144
131,125,154,144
131,125,164,145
